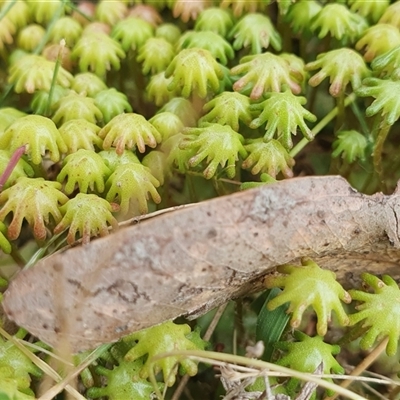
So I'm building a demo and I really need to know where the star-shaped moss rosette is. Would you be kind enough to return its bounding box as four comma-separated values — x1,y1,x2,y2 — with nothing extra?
1,0,30,30
172,0,207,23
160,133,197,175
180,123,247,179
310,3,367,44
98,149,140,172
54,194,119,245
379,1,400,27
277,0,299,15
165,48,224,99
94,88,132,124
0,115,67,165
356,24,400,62
8,54,73,94
71,32,126,77
0,365,35,400
242,139,295,178
348,273,400,356
285,0,322,35
143,148,171,185
194,7,234,38
129,4,163,26
105,162,161,215
356,77,399,180
332,130,368,164
17,24,46,52
0,177,68,241
59,119,103,154
29,0,65,25
49,16,83,47
221,0,266,18
0,16,15,50
275,331,344,395
146,73,176,107
149,112,184,141
159,97,200,127
166,71,190,99
357,77,400,126
57,149,111,195
250,89,316,149
86,357,160,400
137,37,175,75
280,53,307,89
371,45,400,80
112,16,154,52
348,0,389,24
265,258,351,336
0,108,26,134
99,113,162,155
228,13,282,54
199,91,252,131
0,331,42,398
71,72,108,97
306,48,370,97
231,52,302,100
52,91,103,126
95,0,127,26
124,321,207,387
155,22,181,44
178,31,234,66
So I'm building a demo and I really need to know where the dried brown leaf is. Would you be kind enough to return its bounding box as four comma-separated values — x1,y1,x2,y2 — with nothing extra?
3,176,400,351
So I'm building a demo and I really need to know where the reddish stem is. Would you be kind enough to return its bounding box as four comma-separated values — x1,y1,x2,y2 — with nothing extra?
0,145,26,192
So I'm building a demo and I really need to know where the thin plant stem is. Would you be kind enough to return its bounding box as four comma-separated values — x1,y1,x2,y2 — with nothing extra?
350,99,370,138
33,0,66,56
290,92,357,158
334,92,345,132
234,298,245,350
323,337,389,400
372,120,391,191
0,0,15,22
45,39,65,116
0,145,26,192
307,84,318,113
278,13,292,54
204,303,229,342
66,1,93,23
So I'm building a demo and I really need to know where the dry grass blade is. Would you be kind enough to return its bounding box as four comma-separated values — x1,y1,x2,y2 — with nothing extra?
148,349,372,400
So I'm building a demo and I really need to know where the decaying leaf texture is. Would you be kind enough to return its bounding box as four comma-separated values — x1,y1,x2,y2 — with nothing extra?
3,176,400,351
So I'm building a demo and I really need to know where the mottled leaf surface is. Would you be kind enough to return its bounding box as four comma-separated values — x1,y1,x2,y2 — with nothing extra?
3,176,400,351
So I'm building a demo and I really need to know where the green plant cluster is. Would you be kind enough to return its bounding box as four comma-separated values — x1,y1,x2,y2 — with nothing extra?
1,0,400,398
263,259,400,396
